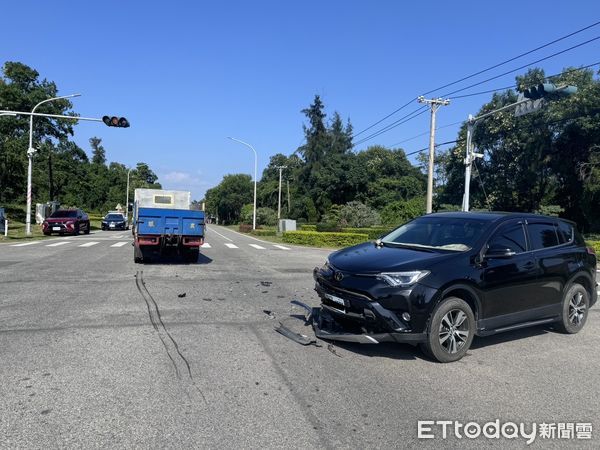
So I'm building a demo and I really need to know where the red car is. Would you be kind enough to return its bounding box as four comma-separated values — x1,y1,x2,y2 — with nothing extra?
42,209,90,236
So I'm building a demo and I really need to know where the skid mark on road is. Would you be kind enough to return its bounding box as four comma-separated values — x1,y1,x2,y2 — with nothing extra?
134,270,207,404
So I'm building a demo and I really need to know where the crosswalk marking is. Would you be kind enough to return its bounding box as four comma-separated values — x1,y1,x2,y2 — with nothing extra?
46,242,70,247
249,244,265,250
224,243,238,249
273,245,290,250
110,242,129,248
11,241,41,247
79,242,99,248
201,243,211,248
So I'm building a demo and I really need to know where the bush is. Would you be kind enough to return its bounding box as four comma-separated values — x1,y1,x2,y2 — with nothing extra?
338,201,381,228
586,240,600,254
239,223,252,233
341,227,394,239
316,221,341,232
251,229,276,236
282,231,368,247
381,197,425,226
299,224,317,231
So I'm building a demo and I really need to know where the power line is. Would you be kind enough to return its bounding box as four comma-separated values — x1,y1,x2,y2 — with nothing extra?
387,61,600,147
352,107,428,146
352,20,600,139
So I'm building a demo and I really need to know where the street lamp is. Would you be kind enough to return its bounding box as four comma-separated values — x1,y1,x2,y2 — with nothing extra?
125,168,133,222
227,137,257,230
26,93,81,235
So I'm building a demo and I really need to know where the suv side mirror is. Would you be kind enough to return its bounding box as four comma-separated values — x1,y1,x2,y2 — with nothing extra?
485,244,516,259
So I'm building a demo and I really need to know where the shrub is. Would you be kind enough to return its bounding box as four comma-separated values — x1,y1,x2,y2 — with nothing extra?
341,227,394,239
239,223,252,233
381,197,426,226
282,231,368,247
256,207,277,226
299,224,317,231
338,201,381,228
316,221,341,232
586,240,600,254
251,229,276,236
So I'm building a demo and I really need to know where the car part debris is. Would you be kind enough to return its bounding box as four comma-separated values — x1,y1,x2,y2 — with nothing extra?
291,299,315,323
263,309,276,319
275,322,320,346
327,343,343,358
177,293,186,298
260,281,272,287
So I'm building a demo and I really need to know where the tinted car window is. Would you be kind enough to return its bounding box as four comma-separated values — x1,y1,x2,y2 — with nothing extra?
382,216,489,251
528,223,560,249
488,222,527,254
557,221,574,244
50,210,77,218
105,214,125,220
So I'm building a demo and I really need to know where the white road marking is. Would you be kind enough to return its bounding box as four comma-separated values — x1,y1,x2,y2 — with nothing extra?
201,243,212,248
112,234,124,238
110,242,129,248
79,242,99,247
224,243,238,249
273,245,290,250
249,244,265,250
11,241,41,247
207,228,233,242
46,242,70,247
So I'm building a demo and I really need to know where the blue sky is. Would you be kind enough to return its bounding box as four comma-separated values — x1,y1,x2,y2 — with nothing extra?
1,1,598,201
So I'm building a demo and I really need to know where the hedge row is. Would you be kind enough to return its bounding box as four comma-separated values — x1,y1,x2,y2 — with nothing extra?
282,231,368,247
299,224,317,231
341,227,393,239
251,229,277,236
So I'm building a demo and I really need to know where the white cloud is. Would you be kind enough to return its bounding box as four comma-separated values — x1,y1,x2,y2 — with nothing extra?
163,171,191,183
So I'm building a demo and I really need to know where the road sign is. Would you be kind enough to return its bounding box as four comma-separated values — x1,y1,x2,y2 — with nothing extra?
514,95,545,117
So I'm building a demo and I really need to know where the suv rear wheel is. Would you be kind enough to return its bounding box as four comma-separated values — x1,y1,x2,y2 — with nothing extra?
556,283,589,334
421,297,475,363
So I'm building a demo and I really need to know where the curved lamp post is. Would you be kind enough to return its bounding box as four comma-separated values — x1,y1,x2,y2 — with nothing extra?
227,137,257,230
26,93,81,235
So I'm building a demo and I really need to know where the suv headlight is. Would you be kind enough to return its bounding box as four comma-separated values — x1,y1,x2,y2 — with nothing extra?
377,270,430,287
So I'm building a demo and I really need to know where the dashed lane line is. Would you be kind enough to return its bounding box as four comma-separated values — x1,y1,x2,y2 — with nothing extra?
201,243,212,248
110,242,129,248
11,241,41,247
224,243,239,249
273,245,290,250
79,242,100,247
249,244,265,250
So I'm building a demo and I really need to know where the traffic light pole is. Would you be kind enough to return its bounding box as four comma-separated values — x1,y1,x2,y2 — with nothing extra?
461,98,530,212
0,108,127,235
418,96,450,213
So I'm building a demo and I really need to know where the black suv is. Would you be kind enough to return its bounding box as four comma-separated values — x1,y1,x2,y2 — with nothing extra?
313,212,597,363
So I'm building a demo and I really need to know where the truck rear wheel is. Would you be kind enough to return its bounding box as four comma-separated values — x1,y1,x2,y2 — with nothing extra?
184,247,199,263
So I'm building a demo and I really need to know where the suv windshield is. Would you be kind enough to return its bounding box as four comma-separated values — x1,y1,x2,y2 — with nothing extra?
105,214,124,220
382,216,490,251
50,210,78,218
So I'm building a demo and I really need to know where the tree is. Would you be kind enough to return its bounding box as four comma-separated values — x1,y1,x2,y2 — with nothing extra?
90,137,106,165
205,174,253,224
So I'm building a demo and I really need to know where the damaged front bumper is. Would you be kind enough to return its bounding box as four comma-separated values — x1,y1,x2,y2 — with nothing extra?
292,300,426,345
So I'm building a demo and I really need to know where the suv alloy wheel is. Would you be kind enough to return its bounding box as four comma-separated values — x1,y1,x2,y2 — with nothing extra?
557,283,589,334
421,297,475,363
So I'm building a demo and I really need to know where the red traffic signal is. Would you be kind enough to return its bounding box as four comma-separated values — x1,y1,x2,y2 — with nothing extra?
102,116,130,128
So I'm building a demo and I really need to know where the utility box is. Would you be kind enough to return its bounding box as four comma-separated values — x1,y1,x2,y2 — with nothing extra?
36,201,61,224
279,219,296,232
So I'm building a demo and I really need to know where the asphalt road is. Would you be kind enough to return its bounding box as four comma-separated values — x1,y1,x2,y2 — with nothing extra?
0,225,598,448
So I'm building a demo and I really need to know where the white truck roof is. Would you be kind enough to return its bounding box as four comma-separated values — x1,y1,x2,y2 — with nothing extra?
134,189,191,210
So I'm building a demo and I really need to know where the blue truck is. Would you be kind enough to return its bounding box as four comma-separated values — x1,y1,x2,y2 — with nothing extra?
132,189,205,263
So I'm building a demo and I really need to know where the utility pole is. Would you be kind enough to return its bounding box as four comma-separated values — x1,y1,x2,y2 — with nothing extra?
275,165,287,220
418,96,450,214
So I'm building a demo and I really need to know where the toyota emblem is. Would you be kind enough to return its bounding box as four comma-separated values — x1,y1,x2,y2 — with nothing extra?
334,271,344,282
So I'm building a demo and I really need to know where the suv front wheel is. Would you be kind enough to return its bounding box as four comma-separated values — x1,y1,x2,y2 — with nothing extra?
421,297,475,363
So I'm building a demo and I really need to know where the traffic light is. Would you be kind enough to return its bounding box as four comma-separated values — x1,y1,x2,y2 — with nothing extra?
102,116,130,128
523,83,577,100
